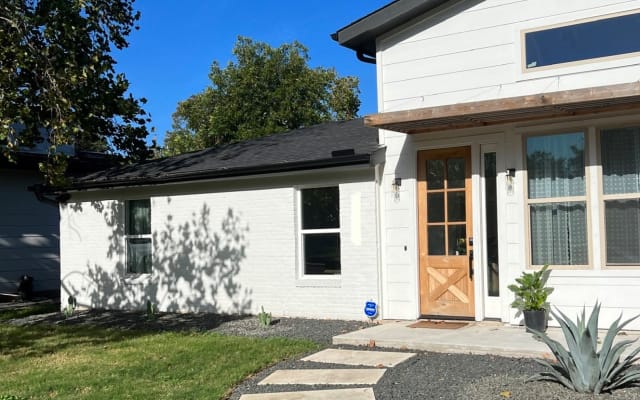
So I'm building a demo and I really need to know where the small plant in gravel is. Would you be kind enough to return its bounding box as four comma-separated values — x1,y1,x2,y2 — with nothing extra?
529,302,640,394
257,306,272,328
62,296,77,319
0,395,27,400
146,300,158,320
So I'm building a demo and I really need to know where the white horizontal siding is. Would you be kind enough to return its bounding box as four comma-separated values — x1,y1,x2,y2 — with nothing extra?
379,0,640,112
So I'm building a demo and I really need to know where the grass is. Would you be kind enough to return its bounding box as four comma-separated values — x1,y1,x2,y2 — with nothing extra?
0,302,60,322
0,322,319,399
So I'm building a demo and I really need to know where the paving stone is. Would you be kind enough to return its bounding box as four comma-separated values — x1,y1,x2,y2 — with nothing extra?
258,369,386,385
301,348,415,367
239,387,375,400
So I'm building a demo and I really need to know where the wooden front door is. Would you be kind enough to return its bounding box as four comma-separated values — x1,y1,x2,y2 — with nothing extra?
418,147,474,318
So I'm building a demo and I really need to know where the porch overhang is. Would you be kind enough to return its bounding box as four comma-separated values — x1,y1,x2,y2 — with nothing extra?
365,82,640,134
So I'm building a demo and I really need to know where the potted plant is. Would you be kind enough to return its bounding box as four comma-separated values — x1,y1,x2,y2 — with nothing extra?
508,264,554,332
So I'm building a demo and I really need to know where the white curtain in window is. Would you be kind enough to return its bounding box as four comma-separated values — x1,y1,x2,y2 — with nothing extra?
530,202,588,265
605,200,640,264
601,127,640,194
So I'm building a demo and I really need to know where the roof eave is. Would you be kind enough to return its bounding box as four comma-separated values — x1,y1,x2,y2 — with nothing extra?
59,153,378,192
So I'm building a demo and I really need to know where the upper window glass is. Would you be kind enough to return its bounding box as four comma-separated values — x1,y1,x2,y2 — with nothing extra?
525,12,640,70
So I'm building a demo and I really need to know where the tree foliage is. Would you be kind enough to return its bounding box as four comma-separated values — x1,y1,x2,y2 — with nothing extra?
0,0,152,184
164,37,360,156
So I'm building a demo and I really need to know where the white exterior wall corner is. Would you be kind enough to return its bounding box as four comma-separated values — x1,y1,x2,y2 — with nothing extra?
372,0,640,328
59,169,379,321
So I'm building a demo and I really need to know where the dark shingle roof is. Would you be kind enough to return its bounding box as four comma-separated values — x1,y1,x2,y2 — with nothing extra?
67,118,382,190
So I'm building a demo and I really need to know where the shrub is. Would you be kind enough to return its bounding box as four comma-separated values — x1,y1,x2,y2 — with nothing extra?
529,302,640,394
257,306,272,328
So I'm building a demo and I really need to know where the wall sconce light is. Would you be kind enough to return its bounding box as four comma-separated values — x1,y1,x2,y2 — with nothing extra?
392,177,402,201
506,168,516,195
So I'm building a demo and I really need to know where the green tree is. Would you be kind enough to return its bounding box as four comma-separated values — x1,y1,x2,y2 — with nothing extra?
0,0,152,184
164,36,360,156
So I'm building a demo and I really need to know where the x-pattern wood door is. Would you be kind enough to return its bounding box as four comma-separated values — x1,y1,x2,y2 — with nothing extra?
418,147,474,318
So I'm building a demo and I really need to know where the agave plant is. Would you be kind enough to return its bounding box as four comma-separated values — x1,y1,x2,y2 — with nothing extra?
529,302,640,394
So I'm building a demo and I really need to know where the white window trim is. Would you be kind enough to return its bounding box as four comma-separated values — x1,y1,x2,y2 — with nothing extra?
295,186,342,287
124,199,153,276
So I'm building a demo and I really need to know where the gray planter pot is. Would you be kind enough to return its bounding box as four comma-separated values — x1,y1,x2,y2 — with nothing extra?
523,309,547,333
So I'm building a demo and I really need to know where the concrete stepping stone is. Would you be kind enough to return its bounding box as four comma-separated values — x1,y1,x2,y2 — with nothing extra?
258,369,386,385
302,348,415,367
239,387,375,400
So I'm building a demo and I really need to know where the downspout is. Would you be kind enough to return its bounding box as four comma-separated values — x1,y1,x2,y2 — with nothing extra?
357,52,377,64
28,184,71,207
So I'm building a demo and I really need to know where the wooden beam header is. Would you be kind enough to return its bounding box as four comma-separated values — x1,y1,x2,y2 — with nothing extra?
365,82,640,134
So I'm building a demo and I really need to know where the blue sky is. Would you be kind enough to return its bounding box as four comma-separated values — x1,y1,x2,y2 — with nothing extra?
115,1,389,146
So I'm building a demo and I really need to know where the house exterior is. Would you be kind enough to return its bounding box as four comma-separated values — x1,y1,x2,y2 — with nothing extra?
57,119,385,320
333,0,640,328
1,155,60,297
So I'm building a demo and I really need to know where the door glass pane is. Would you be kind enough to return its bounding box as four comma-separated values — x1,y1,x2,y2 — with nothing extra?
527,132,585,199
427,193,444,223
427,160,445,190
447,191,465,222
484,152,499,296
601,127,640,195
530,201,588,265
448,225,467,256
447,158,465,188
428,226,445,255
605,199,640,264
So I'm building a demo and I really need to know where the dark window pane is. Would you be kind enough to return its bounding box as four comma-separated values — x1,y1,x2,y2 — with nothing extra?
447,192,466,222
527,133,585,199
127,199,150,235
303,233,341,275
302,187,339,229
484,152,499,296
447,158,465,188
448,225,467,256
427,160,445,190
525,12,640,69
605,199,640,264
601,127,640,195
427,193,444,223
127,238,151,273
530,202,587,265
428,226,445,255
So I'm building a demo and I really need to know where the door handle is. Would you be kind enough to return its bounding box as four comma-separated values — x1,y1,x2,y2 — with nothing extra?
469,250,474,280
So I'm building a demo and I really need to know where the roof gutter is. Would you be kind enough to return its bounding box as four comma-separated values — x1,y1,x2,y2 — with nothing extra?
357,52,377,64
57,152,378,192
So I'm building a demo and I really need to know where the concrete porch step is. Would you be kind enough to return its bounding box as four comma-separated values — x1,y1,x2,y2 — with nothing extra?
301,348,415,367
239,388,376,400
258,369,386,386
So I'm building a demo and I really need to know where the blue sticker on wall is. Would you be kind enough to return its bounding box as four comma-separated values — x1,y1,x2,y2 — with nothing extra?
364,301,378,318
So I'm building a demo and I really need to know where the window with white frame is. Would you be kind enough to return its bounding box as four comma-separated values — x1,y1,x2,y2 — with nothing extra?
126,199,152,274
526,132,588,266
601,127,640,265
299,187,341,275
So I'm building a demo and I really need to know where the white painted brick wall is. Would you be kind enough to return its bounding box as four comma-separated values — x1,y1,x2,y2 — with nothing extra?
60,170,379,320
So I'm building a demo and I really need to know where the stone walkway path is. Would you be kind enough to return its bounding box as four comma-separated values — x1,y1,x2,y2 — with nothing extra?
239,348,415,400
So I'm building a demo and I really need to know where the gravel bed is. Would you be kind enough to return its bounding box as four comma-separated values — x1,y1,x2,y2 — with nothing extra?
230,347,640,399
8,309,370,345
9,309,640,399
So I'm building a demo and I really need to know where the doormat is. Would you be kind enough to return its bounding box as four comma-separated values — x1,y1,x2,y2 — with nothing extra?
408,320,468,329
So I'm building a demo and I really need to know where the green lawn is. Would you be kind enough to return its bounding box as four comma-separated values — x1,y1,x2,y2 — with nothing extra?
0,312,318,399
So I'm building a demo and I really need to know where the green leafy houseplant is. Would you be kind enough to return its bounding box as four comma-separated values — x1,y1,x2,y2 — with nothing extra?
529,302,640,394
508,265,554,311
